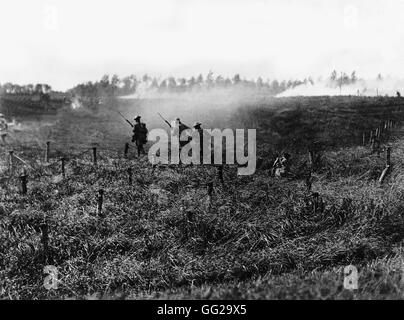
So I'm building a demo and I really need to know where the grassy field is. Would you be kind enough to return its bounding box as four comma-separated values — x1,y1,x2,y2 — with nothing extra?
1,95,404,299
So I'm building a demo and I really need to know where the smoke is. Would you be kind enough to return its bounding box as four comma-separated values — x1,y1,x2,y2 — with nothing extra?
117,86,273,131
277,77,404,97
71,96,83,109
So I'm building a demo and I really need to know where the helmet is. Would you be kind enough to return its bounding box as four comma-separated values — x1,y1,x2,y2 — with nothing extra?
134,115,141,121
193,122,202,128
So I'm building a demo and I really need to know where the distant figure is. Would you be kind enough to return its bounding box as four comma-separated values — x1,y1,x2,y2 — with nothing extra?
131,115,148,157
272,152,291,177
170,118,180,137
397,91,401,98
0,114,8,144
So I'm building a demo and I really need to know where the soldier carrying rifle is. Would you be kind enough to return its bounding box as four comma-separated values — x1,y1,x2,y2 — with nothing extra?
158,113,191,149
132,115,148,157
116,111,148,157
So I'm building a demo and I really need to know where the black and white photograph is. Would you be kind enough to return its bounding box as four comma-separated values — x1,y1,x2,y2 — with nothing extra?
1,0,404,307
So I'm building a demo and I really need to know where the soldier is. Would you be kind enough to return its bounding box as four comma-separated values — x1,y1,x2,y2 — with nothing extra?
193,122,203,163
170,118,180,138
172,117,190,148
179,119,189,135
272,152,291,177
193,122,203,140
131,115,148,157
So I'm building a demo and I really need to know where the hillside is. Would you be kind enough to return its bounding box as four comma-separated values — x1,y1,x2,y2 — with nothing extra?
1,96,404,299
0,92,70,119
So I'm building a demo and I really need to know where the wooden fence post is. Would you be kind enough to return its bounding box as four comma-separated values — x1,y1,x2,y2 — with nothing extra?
151,155,157,171
362,132,366,146
97,189,104,215
92,147,97,165
369,130,374,145
386,146,391,166
20,172,28,194
305,173,312,193
127,167,133,185
379,147,392,185
9,151,14,173
186,210,195,223
308,149,315,170
40,223,49,262
218,165,224,185
61,158,66,178
371,136,376,153
379,165,391,184
124,143,129,158
45,141,50,162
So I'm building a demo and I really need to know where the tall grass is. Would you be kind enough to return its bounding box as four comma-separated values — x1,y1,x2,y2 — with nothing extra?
1,96,404,299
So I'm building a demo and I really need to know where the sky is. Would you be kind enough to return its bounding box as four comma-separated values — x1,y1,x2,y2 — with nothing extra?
1,0,404,91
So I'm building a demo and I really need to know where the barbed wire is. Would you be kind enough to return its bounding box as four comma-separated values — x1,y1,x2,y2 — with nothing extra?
1,115,401,193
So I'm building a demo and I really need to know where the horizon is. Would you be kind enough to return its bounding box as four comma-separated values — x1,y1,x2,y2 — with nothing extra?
1,0,403,91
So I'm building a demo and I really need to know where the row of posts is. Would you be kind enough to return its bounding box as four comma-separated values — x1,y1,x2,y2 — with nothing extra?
18,172,221,217
43,141,136,164
8,142,98,174
8,141,226,200
362,119,397,153
14,165,134,197
46,142,98,165
363,119,393,184
9,142,97,195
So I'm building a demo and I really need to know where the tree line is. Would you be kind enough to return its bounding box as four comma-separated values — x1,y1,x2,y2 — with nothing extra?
68,72,317,98
69,70,383,99
0,83,52,95
0,70,383,99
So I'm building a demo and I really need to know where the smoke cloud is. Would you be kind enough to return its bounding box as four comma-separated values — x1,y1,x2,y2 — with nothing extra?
277,77,404,97
117,86,273,131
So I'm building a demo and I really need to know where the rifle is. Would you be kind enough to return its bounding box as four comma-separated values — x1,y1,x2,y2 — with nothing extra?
116,111,134,128
157,112,172,128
